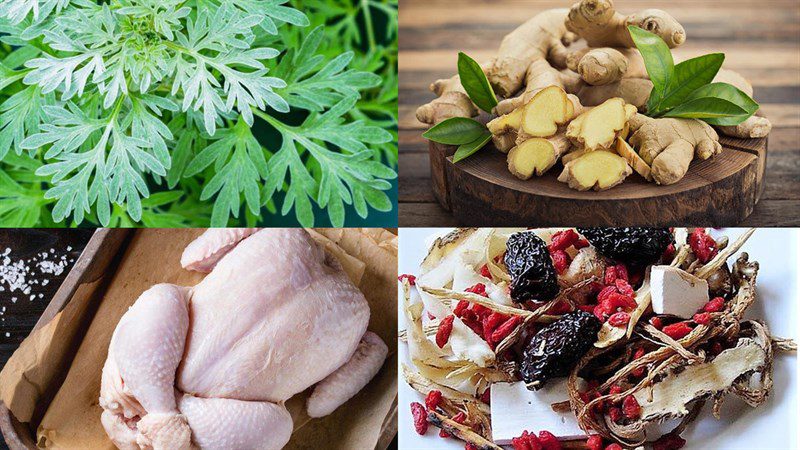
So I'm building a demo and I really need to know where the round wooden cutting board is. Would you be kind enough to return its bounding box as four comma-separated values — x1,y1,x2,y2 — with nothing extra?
429,135,767,226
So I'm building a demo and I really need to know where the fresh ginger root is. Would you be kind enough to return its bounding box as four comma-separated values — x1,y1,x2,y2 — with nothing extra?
507,133,571,179
628,114,721,185
566,98,636,150
488,85,580,153
615,137,652,181
518,85,577,138
565,0,685,48
416,9,573,125
558,150,632,191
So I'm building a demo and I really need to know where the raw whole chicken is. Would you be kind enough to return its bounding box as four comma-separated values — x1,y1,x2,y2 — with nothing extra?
99,229,389,450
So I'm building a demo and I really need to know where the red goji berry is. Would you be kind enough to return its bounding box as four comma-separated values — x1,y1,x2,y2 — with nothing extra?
649,316,664,329
439,429,450,438
622,395,641,420
465,444,478,450
471,303,491,318
608,312,630,327
452,411,466,423
689,228,718,263
614,278,634,297
453,300,470,317
605,444,623,450
574,238,590,249
596,285,618,304
653,433,687,450
710,341,724,355
425,390,442,411
609,385,623,397
435,315,455,348
483,312,508,343
662,321,692,340
586,435,604,450
608,406,622,423
538,430,561,450
604,266,617,285
614,264,629,282
398,274,416,285
463,317,484,337
491,315,523,343
548,229,580,252
693,312,711,326
410,402,428,435
479,264,491,278
512,430,541,450
703,296,726,313
465,283,488,297
480,386,491,404
550,249,571,274
593,303,611,321
577,304,596,313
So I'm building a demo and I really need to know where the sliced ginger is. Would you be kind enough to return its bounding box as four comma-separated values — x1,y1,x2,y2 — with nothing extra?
558,150,632,191
518,85,575,138
566,98,635,150
615,137,652,181
507,133,570,180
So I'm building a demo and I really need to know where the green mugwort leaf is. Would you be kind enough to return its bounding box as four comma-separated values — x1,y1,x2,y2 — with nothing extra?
423,117,488,145
681,82,759,126
452,130,492,163
653,53,724,114
662,97,748,120
628,26,674,109
457,52,497,113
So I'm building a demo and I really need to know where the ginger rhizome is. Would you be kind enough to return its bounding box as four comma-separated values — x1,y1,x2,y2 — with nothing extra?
557,150,633,191
418,0,767,191
417,0,771,141
627,114,722,185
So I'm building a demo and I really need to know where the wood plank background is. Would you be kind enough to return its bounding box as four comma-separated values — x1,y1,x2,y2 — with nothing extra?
399,0,800,226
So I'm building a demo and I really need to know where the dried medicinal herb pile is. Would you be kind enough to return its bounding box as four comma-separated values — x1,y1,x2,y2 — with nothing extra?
0,0,398,227
400,228,795,450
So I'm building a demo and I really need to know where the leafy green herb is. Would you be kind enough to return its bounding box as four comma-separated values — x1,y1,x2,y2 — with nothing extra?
457,52,497,113
629,25,758,124
452,130,492,163
423,117,487,145
0,0,398,227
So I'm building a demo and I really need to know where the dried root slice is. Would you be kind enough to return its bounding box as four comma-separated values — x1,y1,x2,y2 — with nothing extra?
566,98,634,150
558,150,632,191
402,365,490,416
634,332,768,421
428,410,502,450
615,137,652,181
507,133,571,179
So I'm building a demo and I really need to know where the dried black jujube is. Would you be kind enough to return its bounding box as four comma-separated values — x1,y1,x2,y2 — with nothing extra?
520,310,601,390
504,232,559,303
577,227,673,266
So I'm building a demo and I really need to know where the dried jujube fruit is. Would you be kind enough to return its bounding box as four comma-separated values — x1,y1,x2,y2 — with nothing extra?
504,232,559,303
520,310,601,390
577,227,673,266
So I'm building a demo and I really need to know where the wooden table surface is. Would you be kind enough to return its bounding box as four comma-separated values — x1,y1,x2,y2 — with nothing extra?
399,0,800,226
